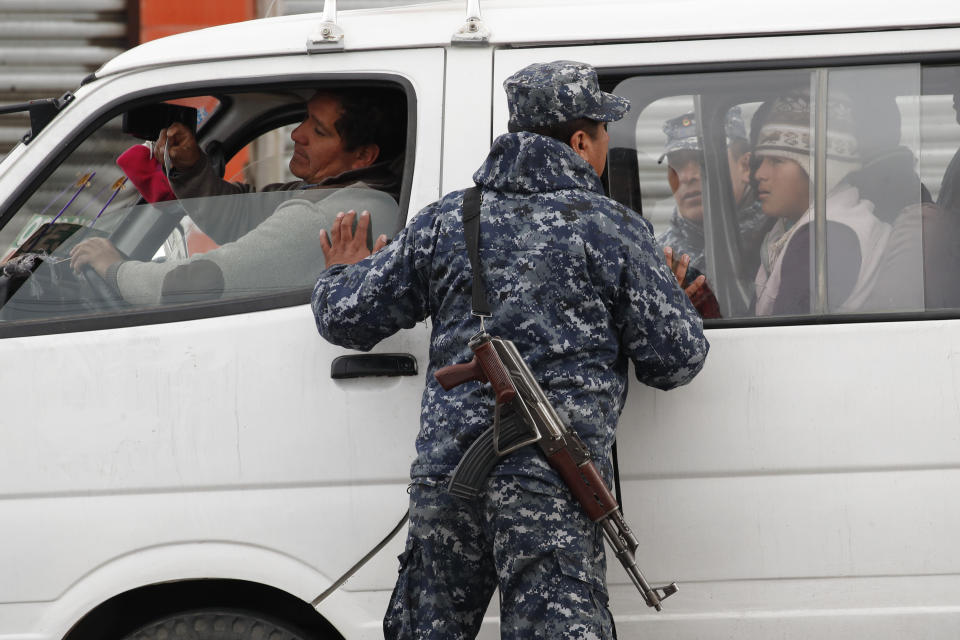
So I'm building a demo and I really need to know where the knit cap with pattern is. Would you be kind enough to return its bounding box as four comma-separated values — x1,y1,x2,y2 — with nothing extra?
753,92,861,193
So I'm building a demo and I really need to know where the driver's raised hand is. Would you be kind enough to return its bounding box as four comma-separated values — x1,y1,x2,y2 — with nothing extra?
155,122,201,171
69,238,124,278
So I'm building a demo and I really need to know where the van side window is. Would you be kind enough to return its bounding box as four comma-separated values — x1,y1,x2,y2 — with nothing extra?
607,64,960,322
0,86,409,327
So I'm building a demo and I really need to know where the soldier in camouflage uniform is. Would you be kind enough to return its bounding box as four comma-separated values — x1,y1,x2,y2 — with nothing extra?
312,60,709,639
656,109,771,316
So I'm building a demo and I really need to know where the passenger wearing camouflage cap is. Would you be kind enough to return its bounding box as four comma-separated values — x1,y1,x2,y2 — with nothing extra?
656,108,771,317
312,60,707,639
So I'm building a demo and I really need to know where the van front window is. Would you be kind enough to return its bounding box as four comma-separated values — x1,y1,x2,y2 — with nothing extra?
0,87,410,330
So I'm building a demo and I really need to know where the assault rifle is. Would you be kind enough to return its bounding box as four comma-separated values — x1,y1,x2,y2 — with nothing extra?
434,332,679,611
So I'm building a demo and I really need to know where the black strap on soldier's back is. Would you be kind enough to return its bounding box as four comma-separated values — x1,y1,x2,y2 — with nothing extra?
462,186,491,317
462,186,627,514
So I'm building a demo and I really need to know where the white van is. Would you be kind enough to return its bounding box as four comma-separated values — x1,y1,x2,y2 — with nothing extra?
2,1,960,638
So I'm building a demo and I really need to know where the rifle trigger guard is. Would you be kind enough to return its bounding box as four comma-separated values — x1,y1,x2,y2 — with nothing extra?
493,428,540,456
492,401,541,456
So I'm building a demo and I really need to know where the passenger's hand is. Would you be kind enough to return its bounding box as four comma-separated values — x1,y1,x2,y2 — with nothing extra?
663,246,707,300
69,238,124,277
155,122,201,171
319,210,389,268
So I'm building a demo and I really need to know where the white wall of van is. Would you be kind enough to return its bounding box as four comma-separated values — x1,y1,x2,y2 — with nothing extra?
2,1,960,639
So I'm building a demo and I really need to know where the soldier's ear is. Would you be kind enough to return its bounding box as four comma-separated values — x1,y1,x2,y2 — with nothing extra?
569,130,591,161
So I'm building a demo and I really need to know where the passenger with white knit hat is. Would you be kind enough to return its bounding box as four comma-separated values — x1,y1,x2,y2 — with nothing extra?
752,91,891,316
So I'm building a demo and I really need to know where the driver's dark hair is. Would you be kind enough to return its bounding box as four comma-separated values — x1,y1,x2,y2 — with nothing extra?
508,117,603,145
317,87,407,160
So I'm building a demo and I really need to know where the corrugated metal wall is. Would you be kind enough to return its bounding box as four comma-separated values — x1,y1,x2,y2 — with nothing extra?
0,0,130,160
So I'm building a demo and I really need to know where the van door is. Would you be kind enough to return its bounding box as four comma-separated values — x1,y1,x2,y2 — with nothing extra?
496,30,960,637
0,47,443,635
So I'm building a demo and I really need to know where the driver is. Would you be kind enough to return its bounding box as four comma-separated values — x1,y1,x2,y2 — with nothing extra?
156,87,405,244
68,88,404,306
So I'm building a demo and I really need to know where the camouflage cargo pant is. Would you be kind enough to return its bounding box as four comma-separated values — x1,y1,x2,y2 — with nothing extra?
384,475,616,639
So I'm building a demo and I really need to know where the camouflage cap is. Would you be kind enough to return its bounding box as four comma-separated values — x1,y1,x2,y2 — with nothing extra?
504,60,630,130
658,107,748,163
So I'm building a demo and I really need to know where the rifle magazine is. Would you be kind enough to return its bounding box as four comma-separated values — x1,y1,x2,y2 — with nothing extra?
447,404,539,499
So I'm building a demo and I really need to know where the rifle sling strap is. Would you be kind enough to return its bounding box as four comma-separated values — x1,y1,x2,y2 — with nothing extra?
462,186,491,317
461,189,627,511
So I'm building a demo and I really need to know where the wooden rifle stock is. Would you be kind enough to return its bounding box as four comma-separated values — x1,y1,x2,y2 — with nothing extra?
544,443,618,522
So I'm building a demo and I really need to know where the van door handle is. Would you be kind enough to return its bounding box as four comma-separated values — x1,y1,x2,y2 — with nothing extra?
331,353,418,379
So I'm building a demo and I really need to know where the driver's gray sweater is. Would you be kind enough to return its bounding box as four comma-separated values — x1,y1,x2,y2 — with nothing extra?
165,153,402,245
108,163,398,306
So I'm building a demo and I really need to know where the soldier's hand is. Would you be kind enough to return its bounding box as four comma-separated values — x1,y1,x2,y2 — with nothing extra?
663,246,706,299
155,122,201,171
319,210,388,268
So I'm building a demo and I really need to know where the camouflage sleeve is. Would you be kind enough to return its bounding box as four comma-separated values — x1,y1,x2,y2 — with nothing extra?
310,206,435,352
601,207,709,390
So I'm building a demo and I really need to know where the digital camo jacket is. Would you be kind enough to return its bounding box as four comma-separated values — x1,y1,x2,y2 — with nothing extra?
312,132,709,485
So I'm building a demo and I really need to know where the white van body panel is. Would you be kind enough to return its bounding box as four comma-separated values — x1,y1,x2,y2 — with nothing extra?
1,2,960,639
610,322,960,636
0,305,426,639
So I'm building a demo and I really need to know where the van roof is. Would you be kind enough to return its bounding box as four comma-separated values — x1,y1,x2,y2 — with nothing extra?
97,0,960,79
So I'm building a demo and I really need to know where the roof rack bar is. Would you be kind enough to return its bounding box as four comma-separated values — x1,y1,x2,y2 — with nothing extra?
466,0,481,21
322,0,337,23
452,0,490,45
307,0,345,53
